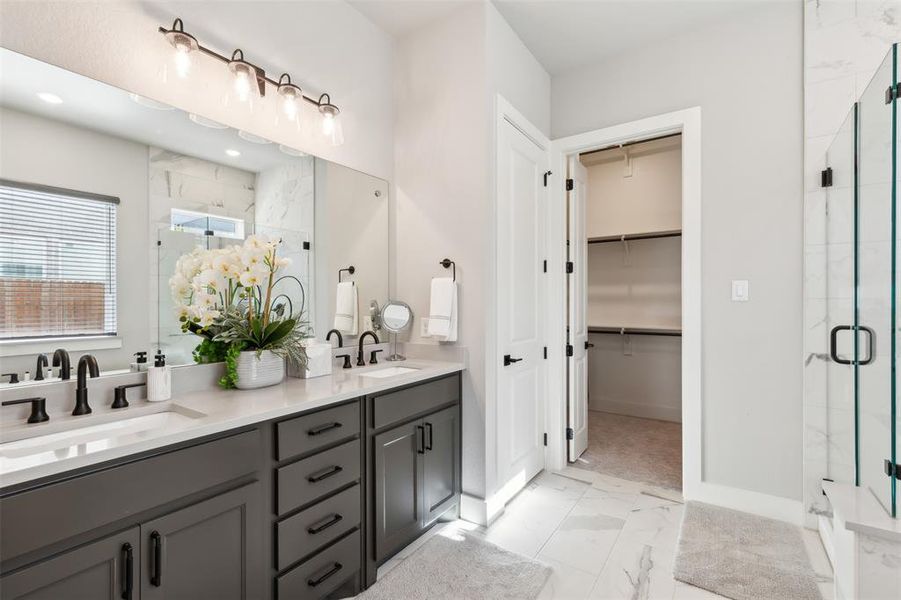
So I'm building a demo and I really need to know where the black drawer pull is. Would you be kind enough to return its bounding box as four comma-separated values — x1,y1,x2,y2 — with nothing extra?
308,422,342,436
307,465,343,483
308,562,343,587
417,425,425,454
307,513,343,534
150,531,162,587
425,422,433,451
121,542,134,600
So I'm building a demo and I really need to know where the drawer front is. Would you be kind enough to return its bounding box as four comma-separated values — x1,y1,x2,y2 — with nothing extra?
371,374,460,430
276,401,360,461
277,439,360,515
277,483,360,570
277,530,360,600
1,430,261,562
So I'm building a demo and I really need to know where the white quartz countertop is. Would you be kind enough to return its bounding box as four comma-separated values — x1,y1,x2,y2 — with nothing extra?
0,360,464,489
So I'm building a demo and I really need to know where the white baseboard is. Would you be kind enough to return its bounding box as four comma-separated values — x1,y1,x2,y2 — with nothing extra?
818,514,836,568
460,493,493,527
589,399,681,423
687,481,803,525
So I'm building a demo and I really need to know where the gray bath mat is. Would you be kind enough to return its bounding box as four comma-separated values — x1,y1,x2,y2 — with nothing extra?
357,531,552,600
674,502,823,600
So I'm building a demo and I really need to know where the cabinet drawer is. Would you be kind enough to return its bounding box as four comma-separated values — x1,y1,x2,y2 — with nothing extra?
277,439,360,515
276,401,360,461
277,483,360,570
1,430,261,562
277,530,360,600
371,375,459,430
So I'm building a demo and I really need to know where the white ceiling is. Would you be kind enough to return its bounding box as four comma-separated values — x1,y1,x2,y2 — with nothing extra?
350,0,773,75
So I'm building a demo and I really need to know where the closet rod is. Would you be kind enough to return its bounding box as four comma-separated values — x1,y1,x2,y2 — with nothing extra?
588,230,681,244
588,326,681,337
579,132,682,158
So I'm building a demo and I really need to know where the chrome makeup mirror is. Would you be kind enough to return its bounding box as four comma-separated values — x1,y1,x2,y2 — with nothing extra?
380,301,412,361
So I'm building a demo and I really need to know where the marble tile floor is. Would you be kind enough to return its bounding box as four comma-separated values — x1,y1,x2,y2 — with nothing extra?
375,467,834,600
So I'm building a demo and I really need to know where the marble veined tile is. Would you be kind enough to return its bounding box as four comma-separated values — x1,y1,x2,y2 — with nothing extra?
618,504,685,552
588,538,676,600
536,556,599,600
537,512,624,575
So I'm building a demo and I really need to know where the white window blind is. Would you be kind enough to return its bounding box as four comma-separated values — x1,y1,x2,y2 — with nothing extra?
0,179,118,340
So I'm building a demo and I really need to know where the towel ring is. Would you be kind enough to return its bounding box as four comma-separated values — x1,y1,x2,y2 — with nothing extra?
338,266,355,283
439,258,456,282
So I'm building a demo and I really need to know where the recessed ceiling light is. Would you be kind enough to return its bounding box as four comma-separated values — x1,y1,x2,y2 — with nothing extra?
225,149,241,157
188,113,228,129
37,92,63,104
129,93,174,111
278,145,307,157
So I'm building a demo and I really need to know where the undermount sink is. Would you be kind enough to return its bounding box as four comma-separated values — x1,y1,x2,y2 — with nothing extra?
358,366,420,379
0,407,206,459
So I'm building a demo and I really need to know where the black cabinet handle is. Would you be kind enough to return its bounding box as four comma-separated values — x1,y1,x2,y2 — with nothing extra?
150,531,162,587
425,422,433,451
417,425,425,454
307,562,343,587
121,542,133,600
503,355,523,366
307,465,343,483
307,422,342,436
307,513,343,535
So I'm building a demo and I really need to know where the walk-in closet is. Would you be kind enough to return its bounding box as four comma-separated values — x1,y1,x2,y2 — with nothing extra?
569,134,683,492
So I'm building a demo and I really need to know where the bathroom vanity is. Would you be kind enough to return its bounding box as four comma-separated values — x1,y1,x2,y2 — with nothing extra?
0,364,462,599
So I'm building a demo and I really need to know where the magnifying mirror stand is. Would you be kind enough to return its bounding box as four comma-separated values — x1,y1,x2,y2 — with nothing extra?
386,333,406,361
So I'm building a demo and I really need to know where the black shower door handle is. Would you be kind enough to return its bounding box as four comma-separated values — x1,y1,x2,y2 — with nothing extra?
830,325,876,365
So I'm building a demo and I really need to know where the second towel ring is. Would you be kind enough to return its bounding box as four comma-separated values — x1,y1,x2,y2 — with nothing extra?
338,266,355,283
439,258,456,282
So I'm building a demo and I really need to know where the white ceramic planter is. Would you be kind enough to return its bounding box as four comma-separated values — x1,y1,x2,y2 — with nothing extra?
234,350,285,389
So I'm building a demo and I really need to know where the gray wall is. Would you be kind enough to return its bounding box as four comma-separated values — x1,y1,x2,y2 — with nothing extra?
552,2,804,500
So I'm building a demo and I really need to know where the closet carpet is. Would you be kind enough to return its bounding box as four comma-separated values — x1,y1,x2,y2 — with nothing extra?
574,410,682,491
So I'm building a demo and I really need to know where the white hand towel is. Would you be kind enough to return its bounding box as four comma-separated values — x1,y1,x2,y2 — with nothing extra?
427,277,457,342
334,281,358,335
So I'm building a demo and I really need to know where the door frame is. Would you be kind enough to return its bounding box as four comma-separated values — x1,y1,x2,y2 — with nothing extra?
547,107,703,499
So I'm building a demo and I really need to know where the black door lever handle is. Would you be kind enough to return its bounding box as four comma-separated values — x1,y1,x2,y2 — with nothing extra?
503,355,523,366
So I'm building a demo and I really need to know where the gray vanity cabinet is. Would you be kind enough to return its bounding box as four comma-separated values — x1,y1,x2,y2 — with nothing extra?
0,527,140,600
422,405,460,524
141,482,262,600
373,420,424,561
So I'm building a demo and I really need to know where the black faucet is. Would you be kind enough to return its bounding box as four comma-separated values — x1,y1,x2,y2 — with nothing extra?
52,348,71,380
2,397,49,424
357,331,380,366
34,353,49,381
335,353,353,369
73,354,100,416
326,329,344,348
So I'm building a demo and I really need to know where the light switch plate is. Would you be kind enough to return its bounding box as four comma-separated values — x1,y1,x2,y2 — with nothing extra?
731,280,750,302
420,318,431,337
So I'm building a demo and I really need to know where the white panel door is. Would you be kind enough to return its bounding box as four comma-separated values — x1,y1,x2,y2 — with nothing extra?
497,117,547,487
567,156,589,461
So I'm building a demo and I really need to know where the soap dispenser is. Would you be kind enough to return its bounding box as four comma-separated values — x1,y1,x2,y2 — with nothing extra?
147,350,171,402
131,351,149,372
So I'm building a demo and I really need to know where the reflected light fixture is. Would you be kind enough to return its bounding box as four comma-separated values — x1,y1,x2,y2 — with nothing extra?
36,92,63,104
318,94,343,147
162,18,197,79
158,17,344,145
225,149,241,157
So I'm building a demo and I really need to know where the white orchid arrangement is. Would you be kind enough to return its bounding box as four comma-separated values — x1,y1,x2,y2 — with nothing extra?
170,234,308,387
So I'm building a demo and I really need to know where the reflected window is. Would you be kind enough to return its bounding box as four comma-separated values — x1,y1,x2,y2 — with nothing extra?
170,208,244,239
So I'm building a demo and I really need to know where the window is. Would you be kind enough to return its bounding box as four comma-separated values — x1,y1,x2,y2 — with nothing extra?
170,208,245,239
0,180,118,340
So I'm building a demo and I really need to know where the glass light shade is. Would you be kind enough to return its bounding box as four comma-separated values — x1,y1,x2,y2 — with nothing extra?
163,27,197,80
319,103,344,146
224,54,259,113
276,78,303,130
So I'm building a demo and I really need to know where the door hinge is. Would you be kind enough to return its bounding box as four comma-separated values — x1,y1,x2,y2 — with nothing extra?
821,477,834,496
566,344,573,357
565,261,574,274
887,83,900,104
565,178,574,191
543,433,548,446
821,167,833,188
885,459,901,478
543,346,548,359
543,171,552,187
543,259,547,273
566,427,574,441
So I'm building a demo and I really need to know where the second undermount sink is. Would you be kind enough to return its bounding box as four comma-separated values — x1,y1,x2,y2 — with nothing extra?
0,406,206,459
359,366,420,379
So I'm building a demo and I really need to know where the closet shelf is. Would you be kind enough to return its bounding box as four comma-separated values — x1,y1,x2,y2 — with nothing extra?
587,229,681,244
588,325,682,337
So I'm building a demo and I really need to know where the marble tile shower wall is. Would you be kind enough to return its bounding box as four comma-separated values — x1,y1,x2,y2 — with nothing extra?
803,0,901,525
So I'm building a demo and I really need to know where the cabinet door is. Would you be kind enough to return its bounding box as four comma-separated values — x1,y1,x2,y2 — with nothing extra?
422,406,460,524
373,420,423,562
141,482,262,600
1,527,139,600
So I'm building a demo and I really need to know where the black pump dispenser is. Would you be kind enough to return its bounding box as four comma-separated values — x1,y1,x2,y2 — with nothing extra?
154,351,166,368
134,351,148,365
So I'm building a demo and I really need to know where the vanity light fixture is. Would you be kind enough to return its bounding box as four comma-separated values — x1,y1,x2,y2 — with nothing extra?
36,92,63,104
158,18,344,145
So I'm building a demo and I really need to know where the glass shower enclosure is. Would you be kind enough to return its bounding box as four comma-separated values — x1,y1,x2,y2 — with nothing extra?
825,44,899,518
